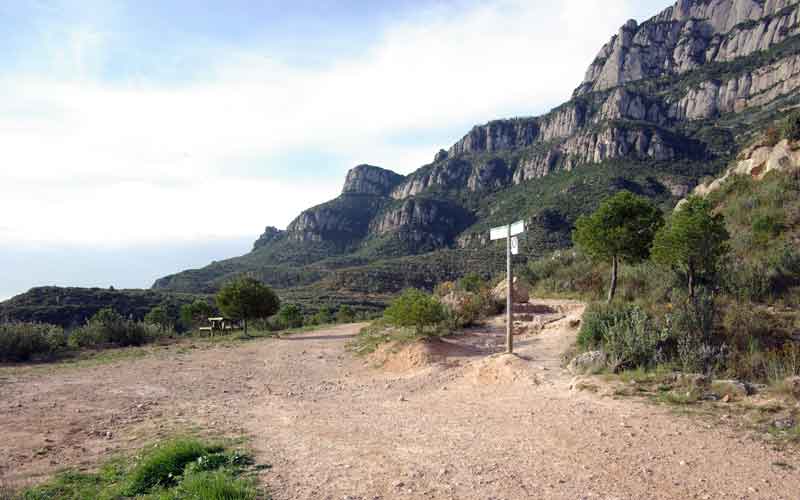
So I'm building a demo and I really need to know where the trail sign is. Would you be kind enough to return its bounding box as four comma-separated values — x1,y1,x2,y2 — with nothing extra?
490,220,525,241
489,220,525,354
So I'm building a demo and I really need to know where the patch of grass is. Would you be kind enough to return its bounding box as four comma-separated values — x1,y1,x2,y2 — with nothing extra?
656,389,701,406
22,438,262,500
348,320,422,356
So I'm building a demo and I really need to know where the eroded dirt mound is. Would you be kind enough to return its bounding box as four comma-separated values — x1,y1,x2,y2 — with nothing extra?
368,340,442,373
468,353,540,386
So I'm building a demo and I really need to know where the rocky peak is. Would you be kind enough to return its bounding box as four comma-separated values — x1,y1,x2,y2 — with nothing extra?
575,0,800,96
253,226,286,251
341,164,404,196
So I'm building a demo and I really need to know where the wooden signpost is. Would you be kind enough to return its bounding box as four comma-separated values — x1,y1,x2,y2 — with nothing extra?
490,220,525,354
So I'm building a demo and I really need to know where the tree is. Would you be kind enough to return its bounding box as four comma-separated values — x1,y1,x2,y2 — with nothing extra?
145,305,172,333
277,303,304,329
383,289,446,337
573,191,664,303
215,277,280,336
457,272,485,293
652,196,730,297
180,300,214,330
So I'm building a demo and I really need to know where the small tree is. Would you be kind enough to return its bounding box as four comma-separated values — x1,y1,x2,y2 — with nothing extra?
145,305,173,333
652,196,730,297
215,277,280,336
180,300,214,331
573,191,664,303
277,303,304,329
383,288,446,337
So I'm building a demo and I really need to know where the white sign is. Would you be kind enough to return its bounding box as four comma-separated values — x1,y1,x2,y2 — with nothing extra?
489,220,525,241
510,236,519,255
510,220,525,237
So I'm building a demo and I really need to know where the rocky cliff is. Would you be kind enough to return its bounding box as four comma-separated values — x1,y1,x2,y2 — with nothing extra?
152,0,800,297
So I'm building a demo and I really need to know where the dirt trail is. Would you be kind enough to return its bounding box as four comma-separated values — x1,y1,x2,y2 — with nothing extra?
2,299,799,499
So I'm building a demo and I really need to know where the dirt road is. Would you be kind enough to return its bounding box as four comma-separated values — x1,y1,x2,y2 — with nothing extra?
1,299,799,499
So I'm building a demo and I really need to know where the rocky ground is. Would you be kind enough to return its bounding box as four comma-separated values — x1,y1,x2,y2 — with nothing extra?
1,299,799,499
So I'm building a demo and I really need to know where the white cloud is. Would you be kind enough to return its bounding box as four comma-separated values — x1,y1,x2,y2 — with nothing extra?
0,0,652,246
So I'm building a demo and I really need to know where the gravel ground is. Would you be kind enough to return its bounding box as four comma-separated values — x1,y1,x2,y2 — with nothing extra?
1,299,799,499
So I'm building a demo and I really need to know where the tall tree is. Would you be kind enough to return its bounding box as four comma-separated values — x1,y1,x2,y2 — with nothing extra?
652,196,730,297
573,191,664,303
215,277,280,336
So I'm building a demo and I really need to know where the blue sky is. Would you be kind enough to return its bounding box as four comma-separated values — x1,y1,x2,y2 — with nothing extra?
0,0,673,299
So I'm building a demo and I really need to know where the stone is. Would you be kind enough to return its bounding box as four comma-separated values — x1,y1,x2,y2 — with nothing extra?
784,376,800,399
492,277,531,305
568,351,607,375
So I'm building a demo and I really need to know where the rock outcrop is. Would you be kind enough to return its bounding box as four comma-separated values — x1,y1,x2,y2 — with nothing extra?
252,226,286,251
342,164,405,196
576,0,800,96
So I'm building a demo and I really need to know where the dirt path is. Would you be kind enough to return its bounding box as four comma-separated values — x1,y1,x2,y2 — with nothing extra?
2,299,799,499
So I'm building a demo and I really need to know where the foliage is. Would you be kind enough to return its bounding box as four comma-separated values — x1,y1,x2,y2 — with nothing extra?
276,303,304,329
665,289,721,374
179,300,214,331
216,277,280,335
573,191,664,264
144,306,175,333
383,289,446,336
780,110,800,141
578,303,666,371
22,438,259,500
573,191,663,301
69,308,159,349
457,272,486,293
0,322,66,362
335,304,356,324
652,196,730,296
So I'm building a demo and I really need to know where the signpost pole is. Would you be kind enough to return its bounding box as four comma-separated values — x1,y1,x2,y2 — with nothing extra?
506,223,513,354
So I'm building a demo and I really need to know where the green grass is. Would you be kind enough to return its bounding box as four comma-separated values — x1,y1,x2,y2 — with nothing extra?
21,438,263,500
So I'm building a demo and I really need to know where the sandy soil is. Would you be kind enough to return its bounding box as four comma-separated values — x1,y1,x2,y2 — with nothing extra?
1,299,799,499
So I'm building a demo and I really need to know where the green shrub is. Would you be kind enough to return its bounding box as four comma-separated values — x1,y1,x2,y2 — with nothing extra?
601,306,666,371
666,290,721,374
68,308,158,349
124,439,220,495
780,110,800,141
0,322,65,362
336,304,356,324
383,289,446,337
577,302,631,350
276,303,304,329
457,272,485,293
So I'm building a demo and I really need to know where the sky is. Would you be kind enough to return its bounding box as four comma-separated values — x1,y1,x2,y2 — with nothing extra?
0,0,673,300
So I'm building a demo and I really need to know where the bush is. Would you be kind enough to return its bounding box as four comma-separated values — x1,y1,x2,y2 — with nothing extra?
336,305,356,324
577,302,631,350
780,110,800,141
68,308,159,349
0,322,65,362
457,272,485,293
665,290,722,374
441,288,499,329
383,289,446,337
276,303,304,329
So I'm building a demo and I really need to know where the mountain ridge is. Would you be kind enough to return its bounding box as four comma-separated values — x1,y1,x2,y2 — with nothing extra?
145,0,800,299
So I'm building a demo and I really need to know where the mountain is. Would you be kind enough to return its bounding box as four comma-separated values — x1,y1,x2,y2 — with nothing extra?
147,0,800,304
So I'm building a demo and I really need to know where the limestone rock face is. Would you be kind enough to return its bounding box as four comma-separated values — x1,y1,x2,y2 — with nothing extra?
342,164,404,196
448,119,539,156
369,198,472,247
576,0,800,96
693,138,800,197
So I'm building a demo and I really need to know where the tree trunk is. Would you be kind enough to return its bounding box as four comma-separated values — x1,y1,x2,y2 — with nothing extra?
688,262,695,298
607,255,619,304
243,318,248,337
